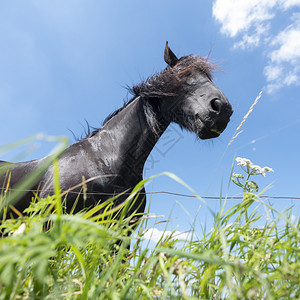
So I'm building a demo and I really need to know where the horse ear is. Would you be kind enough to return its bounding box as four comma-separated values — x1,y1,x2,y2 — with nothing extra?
164,41,179,67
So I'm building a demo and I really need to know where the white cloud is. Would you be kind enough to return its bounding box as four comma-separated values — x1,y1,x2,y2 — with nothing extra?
143,228,192,243
264,65,282,82
264,15,300,92
283,0,300,9
213,0,276,38
284,73,299,86
233,24,270,49
213,0,300,93
270,27,300,63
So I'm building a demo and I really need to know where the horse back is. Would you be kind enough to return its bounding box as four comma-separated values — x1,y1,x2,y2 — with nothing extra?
0,159,44,214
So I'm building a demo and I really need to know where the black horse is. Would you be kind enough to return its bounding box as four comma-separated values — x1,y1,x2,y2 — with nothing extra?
0,42,233,219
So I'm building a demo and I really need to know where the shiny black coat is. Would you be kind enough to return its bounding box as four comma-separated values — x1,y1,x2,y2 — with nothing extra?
0,43,233,218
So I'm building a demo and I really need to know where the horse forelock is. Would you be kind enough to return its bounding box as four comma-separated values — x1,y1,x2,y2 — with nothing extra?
176,55,217,80
132,54,217,99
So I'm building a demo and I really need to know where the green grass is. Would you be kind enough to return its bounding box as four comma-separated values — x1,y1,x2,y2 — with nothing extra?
0,162,299,299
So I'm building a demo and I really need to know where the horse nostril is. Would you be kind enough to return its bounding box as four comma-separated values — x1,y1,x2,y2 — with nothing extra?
210,98,222,113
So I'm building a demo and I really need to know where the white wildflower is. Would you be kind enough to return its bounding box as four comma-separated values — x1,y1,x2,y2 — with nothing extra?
252,164,267,176
261,166,274,177
263,167,274,173
235,157,274,176
232,173,244,179
236,157,253,168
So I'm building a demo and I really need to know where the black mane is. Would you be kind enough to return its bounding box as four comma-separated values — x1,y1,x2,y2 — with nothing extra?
132,55,215,99
84,54,216,139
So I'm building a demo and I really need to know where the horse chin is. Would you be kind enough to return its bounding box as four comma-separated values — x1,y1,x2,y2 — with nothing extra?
190,119,220,140
197,127,221,140
178,117,223,140
197,117,231,140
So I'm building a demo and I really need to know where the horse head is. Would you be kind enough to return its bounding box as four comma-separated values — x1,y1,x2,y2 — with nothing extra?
161,42,233,140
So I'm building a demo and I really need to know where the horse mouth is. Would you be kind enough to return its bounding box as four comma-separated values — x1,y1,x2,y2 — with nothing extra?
198,118,229,139
198,127,220,139
210,127,224,135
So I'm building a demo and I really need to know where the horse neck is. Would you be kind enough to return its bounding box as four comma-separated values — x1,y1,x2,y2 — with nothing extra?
92,96,169,177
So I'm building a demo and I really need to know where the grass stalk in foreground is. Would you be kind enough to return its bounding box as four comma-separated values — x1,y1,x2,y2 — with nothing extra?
0,158,299,299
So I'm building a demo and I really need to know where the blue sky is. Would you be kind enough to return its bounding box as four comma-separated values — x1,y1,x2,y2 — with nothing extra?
1,1,299,241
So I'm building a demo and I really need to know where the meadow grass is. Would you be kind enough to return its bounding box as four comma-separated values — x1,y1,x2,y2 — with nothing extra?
0,163,299,299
